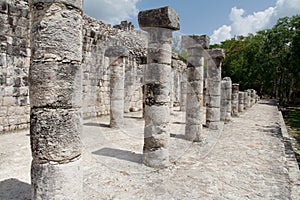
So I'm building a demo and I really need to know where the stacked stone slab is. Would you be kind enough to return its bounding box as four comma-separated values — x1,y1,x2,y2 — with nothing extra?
182,35,209,141
138,6,180,168
105,46,129,128
231,83,239,117
206,49,225,130
244,90,251,109
250,89,256,106
238,92,245,112
221,77,232,123
29,1,83,199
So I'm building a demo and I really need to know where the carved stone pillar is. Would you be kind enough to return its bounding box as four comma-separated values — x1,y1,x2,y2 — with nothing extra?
182,35,209,141
29,0,83,199
238,91,245,112
221,77,232,123
244,90,251,110
105,46,128,128
231,83,239,117
138,6,180,168
250,89,256,106
206,49,225,130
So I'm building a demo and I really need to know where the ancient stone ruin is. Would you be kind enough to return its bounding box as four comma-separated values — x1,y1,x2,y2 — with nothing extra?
105,46,129,128
182,35,209,141
138,6,180,168
29,0,84,198
206,49,225,130
1,1,262,199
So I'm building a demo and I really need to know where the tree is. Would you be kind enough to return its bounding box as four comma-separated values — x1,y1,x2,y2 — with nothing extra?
216,15,300,105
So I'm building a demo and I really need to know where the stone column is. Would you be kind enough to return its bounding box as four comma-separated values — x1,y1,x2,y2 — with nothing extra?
238,92,245,112
29,1,83,199
105,46,128,128
182,35,209,141
138,6,180,168
172,60,181,107
124,57,135,113
231,83,239,117
221,77,232,123
169,65,175,112
242,91,247,110
250,89,256,106
206,49,225,130
244,90,251,109
180,80,187,111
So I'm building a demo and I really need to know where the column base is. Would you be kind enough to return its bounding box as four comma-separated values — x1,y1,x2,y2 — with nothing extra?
185,124,203,142
31,157,82,200
142,148,169,169
207,121,222,130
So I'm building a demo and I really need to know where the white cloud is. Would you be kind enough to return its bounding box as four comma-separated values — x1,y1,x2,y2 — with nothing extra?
83,0,139,25
211,0,300,44
211,25,232,44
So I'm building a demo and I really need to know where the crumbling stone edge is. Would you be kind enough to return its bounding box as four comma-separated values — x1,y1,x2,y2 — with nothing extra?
277,108,300,199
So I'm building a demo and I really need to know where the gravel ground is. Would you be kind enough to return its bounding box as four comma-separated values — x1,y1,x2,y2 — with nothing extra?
1,100,300,199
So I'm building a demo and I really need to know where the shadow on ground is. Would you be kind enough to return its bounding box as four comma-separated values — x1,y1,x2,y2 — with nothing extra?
124,116,143,120
92,148,142,164
170,133,186,140
259,99,277,106
0,178,30,200
83,122,110,128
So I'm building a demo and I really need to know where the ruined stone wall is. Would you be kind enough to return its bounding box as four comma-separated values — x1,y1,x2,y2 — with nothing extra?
81,15,147,118
0,2,186,132
0,0,30,132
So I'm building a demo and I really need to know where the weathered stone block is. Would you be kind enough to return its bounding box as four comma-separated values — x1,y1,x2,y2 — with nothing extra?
207,121,222,130
142,147,169,169
30,0,82,10
207,95,221,108
30,3,82,62
206,107,221,122
29,62,82,108
31,158,83,200
105,46,129,58
138,6,180,30
182,35,210,49
0,106,7,117
187,66,204,82
144,63,171,84
208,48,225,60
144,83,171,105
144,105,169,126
207,81,221,96
30,108,82,162
185,124,202,142
187,55,205,67
2,96,15,106
186,110,202,124
187,81,204,96
147,43,172,64
207,68,222,82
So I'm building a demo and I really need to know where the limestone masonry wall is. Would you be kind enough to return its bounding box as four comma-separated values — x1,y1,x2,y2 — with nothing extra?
0,0,30,132
0,1,187,132
81,15,147,118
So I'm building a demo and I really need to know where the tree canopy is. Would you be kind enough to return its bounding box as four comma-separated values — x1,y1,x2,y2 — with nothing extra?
212,15,300,105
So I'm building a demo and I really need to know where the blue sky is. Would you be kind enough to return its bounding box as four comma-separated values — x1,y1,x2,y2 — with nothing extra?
84,0,300,43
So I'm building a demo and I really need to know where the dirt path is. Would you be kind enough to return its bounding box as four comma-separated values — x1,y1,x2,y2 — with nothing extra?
1,100,300,199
